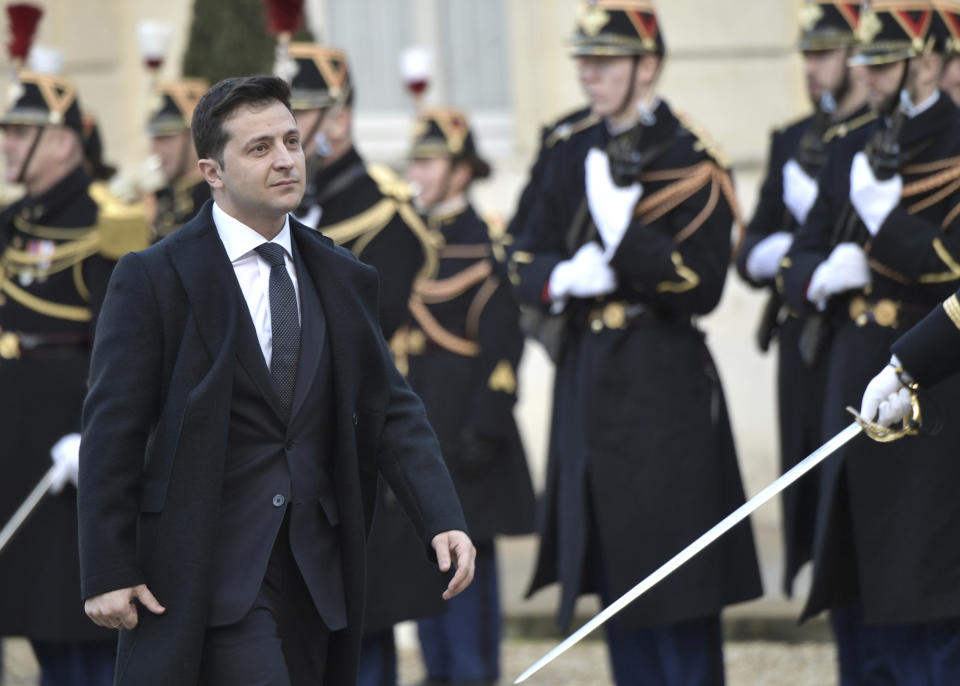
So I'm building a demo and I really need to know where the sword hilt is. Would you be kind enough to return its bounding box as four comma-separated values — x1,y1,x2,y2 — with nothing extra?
845,382,921,443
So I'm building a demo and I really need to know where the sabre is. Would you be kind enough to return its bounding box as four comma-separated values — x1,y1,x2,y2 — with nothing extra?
0,464,58,557
514,421,864,683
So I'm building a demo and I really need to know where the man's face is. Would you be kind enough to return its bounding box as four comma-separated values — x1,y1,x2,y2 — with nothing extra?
576,55,636,118
407,156,452,209
214,101,305,222
864,60,907,111
2,123,72,190
803,48,847,103
940,54,960,107
150,131,190,183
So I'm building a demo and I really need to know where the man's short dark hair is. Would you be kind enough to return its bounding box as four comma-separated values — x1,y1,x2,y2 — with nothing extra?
192,75,293,166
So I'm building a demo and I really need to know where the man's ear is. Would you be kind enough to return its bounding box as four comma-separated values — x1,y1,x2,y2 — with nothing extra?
197,158,223,189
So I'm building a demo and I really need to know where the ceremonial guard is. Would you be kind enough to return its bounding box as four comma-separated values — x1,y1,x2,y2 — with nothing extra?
144,78,210,242
0,69,146,685
936,0,960,104
400,109,535,686
282,43,446,686
780,2,960,681
510,2,762,684
506,104,597,262
736,1,873,597
285,42,436,338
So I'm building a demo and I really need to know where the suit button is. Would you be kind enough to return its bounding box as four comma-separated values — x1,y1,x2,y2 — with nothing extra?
352,413,359,426
272,494,285,507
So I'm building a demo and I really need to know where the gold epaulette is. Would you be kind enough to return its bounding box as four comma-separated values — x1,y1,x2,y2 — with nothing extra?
823,110,878,143
673,110,731,169
367,163,413,202
319,166,439,281
543,110,600,149
88,182,150,259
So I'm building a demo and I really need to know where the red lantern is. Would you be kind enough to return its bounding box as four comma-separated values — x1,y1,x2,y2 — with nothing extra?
6,3,42,63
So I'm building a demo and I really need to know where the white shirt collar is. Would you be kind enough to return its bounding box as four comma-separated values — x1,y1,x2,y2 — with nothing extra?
901,89,940,120
212,201,293,263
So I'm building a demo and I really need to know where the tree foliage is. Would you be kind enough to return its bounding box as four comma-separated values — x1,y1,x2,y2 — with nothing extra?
181,0,313,85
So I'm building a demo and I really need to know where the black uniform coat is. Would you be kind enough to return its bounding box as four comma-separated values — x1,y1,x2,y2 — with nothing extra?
891,287,960,387
308,146,435,340
404,202,535,541
77,204,467,685
781,92,960,624
298,146,448,632
735,104,874,595
512,100,762,630
506,107,597,251
0,166,116,640
149,177,211,243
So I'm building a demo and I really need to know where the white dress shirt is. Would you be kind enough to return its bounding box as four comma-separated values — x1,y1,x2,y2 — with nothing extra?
213,201,301,367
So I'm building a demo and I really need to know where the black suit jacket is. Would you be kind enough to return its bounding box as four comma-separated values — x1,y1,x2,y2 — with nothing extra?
77,201,466,685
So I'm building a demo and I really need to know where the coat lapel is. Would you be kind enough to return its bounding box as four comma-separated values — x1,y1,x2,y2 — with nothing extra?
167,202,241,362
289,237,326,422
291,223,362,416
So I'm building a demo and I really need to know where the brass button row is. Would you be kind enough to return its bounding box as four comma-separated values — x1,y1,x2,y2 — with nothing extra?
849,296,899,329
587,302,628,333
0,329,20,359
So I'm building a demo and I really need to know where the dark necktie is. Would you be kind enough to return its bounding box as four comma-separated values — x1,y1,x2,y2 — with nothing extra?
254,242,300,416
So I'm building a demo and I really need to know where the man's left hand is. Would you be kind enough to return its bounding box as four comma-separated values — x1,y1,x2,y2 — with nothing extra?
431,530,476,600
849,151,902,236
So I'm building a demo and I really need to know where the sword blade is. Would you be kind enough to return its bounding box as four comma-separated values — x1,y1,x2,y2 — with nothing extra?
0,464,58,557
514,421,862,683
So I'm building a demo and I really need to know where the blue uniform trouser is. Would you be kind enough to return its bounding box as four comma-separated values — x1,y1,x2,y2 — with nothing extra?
588,500,725,686
832,603,960,685
30,640,116,686
416,539,500,683
356,629,398,686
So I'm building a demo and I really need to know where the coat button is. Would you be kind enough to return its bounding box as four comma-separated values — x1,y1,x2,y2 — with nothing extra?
352,412,359,426
272,494,285,507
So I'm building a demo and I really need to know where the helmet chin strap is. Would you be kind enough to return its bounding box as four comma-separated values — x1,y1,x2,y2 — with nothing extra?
611,55,642,124
15,126,45,189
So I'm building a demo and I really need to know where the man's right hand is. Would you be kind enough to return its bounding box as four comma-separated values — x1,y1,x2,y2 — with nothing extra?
85,584,165,630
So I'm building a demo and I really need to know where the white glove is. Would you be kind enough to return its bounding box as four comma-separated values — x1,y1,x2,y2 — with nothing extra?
860,356,914,427
585,148,642,257
849,151,902,236
782,159,819,225
50,433,81,495
806,242,871,310
746,231,793,282
548,241,618,307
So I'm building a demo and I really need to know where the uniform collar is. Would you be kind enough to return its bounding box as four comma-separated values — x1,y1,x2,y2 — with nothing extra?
212,200,293,264
314,144,364,191
23,164,91,222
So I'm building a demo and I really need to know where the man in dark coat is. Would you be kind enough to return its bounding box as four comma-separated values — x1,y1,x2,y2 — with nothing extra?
402,108,536,686
78,75,474,686
144,78,211,242
280,43,448,686
736,1,874,598
510,2,762,684
0,68,137,686
779,3,960,682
